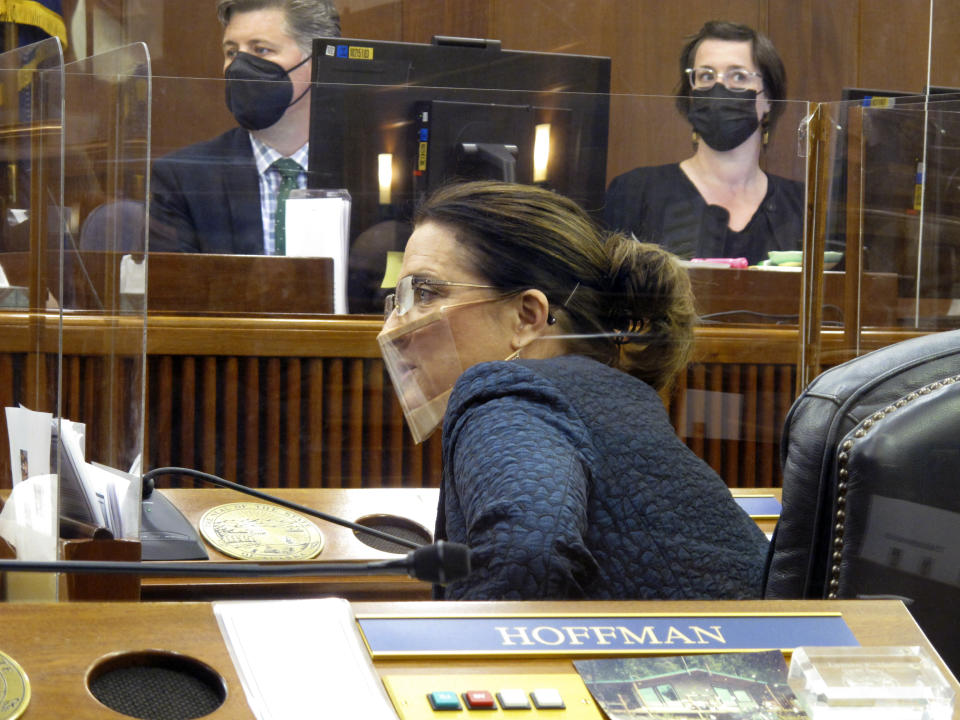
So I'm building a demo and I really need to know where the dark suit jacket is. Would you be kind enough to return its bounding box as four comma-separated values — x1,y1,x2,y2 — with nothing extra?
149,127,264,254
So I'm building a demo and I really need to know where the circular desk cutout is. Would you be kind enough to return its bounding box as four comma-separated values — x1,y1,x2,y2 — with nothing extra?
199,502,324,560
0,648,30,720
352,513,432,554
87,650,226,720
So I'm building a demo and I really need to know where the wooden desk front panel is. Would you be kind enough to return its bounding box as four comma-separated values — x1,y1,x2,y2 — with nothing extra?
140,347,797,490
0,600,955,720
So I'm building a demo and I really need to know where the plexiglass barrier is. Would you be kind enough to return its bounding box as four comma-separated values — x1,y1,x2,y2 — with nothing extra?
139,77,816,493
0,37,65,598
820,94,960,332
6,69,957,513
0,41,149,599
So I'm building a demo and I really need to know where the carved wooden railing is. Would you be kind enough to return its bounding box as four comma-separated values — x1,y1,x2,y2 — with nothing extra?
0,311,925,491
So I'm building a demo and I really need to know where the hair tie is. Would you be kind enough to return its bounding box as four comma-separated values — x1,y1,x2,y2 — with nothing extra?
612,319,645,346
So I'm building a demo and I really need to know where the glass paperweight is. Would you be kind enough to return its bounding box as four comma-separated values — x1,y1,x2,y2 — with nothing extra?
788,646,955,720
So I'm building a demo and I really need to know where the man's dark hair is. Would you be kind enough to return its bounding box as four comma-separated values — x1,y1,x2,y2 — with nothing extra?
216,0,341,55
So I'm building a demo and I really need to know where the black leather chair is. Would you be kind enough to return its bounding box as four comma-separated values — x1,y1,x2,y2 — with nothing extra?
765,328,960,673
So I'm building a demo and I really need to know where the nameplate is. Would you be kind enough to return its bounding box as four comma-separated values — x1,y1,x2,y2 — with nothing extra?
356,613,858,658
733,495,783,517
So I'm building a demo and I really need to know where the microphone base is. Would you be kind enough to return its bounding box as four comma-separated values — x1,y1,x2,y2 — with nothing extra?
140,491,209,561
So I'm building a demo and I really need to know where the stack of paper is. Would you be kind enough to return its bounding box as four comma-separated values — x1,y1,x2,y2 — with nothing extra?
284,189,351,315
214,597,399,719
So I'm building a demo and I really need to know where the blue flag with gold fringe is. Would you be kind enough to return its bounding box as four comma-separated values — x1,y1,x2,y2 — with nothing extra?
0,0,67,48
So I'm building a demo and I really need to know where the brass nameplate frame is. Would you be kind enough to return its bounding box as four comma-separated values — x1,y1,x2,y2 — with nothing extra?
355,612,858,659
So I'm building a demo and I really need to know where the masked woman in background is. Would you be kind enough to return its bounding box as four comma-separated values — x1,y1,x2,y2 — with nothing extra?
378,180,769,601
604,21,803,266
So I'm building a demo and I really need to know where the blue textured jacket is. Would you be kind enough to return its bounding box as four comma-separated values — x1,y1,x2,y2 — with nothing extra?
436,355,769,600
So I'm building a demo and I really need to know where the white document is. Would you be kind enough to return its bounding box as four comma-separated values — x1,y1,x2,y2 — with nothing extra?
87,462,141,539
5,406,53,486
0,473,58,560
119,253,146,295
284,189,351,314
56,418,104,528
0,473,59,600
214,597,399,720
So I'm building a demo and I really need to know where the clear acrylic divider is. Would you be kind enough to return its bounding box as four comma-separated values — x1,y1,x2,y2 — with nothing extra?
0,41,150,600
817,93,960,349
0,36,65,599
143,83,818,492
607,94,810,490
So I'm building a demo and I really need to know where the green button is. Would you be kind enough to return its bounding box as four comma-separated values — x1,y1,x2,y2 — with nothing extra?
428,691,462,711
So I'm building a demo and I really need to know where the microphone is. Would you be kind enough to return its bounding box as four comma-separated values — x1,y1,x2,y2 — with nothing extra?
142,466,422,551
369,539,471,585
0,540,471,584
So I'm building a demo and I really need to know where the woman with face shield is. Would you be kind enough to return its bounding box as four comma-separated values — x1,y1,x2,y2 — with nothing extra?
378,181,769,600
604,21,803,266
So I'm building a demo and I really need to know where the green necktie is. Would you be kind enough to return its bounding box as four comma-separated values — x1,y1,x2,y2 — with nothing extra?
272,157,302,255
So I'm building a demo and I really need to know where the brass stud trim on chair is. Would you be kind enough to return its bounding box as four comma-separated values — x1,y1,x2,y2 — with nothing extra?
827,373,960,599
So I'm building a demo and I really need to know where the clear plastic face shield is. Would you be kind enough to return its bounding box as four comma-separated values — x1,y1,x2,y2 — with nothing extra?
378,307,465,444
377,275,512,444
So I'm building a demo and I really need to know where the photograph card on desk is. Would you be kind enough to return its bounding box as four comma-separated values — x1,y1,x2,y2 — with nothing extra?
575,650,809,719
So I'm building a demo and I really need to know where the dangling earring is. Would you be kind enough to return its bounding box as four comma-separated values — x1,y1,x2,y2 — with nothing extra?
761,113,770,147
691,130,699,149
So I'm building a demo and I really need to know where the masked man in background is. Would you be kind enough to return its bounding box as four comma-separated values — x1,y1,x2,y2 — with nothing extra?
150,0,341,254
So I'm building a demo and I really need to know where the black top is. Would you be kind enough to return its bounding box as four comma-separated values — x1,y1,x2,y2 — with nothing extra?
604,162,804,265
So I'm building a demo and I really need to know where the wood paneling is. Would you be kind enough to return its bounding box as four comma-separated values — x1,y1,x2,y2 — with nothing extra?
401,0,490,43
143,2,232,156
931,0,960,90
857,0,932,94
767,0,860,102
86,0,948,184
339,0,403,40
490,0,615,57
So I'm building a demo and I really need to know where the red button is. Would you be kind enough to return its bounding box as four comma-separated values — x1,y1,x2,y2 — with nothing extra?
463,690,496,709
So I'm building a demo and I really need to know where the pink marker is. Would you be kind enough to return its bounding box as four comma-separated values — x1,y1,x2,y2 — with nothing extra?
689,257,749,269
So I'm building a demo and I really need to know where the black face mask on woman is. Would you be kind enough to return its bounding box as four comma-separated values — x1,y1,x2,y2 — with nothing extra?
224,52,312,131
686,85,760,152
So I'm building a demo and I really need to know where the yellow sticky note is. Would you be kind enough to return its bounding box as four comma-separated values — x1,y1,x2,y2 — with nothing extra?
381,251,403,289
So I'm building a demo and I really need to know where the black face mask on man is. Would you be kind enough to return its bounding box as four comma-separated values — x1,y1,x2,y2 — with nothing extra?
686,85,760,152
224,52,312,131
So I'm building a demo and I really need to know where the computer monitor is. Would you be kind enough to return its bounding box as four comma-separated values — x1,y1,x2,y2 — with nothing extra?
306,36,610,311
926,86,960,99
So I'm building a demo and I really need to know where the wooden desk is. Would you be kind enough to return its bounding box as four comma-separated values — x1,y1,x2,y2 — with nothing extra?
139,487,781,601
687,266,900,327
0,599,954,719
0,250,335,315
730,487,782,537
141,487,438,602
